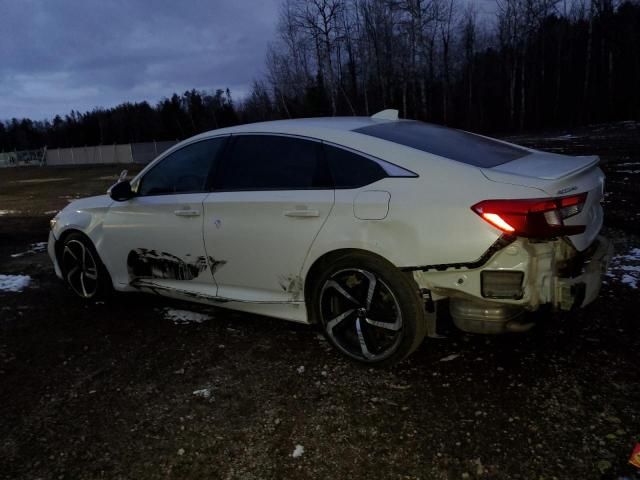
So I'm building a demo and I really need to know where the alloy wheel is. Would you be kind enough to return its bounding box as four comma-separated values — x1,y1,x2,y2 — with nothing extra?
62,239,99,298
320,268,403,362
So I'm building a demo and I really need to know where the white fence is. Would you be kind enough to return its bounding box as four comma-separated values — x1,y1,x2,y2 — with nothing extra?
44,141,178,166
0,149,46,168
0,151,16,167
2,141,178,167
130,141,178,164
46,144,133,166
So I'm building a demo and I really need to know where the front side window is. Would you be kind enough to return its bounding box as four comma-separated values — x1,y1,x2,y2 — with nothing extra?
138,138,226,196
215,135,330,190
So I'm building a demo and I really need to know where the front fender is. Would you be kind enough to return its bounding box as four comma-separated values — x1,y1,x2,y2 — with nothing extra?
50,195,112,246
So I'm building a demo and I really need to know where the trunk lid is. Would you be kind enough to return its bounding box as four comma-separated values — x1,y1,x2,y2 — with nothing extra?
488,152,600,180
481,151,605,252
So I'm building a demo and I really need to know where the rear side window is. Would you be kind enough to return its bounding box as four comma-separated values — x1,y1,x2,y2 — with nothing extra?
215,135,330,190
354,121,528,167
324,144,387,188
138,138,226,196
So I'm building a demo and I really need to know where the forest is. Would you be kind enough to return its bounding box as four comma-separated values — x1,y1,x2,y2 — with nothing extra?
1,0,639,151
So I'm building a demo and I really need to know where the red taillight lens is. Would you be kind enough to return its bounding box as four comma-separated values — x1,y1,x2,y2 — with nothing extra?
471,193,588,238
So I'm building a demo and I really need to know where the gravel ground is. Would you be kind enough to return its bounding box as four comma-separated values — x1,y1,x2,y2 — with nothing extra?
1,126,639,480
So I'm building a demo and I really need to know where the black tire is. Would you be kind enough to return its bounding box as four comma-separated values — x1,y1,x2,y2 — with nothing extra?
309,252,427,366
59,233,113,300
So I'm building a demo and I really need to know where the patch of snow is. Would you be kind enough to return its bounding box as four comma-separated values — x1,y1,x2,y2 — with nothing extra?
608,246,640,289
439,354,460,362
193,388,213,399
621,274,638,289
10,242,48,258
619,265,640,272
163,308,212,325
0,275,31,292
548,134,580,141
44,210,59,215
292,444,304,458
0,210,17,216
296,365,305,374
616,170,640,174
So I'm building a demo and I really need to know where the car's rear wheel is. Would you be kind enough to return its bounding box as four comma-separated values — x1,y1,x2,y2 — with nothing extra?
311,253,427,366
60,233,112,300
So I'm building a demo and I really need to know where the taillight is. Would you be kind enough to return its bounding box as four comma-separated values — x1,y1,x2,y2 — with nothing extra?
471,193,588,238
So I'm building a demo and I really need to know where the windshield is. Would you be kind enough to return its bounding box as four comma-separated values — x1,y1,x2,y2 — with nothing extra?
354,121,529,167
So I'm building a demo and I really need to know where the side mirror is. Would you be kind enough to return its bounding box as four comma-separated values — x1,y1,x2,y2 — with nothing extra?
109,180,135,201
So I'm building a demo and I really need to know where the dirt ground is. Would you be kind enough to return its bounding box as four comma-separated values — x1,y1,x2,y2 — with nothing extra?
1,124,639,480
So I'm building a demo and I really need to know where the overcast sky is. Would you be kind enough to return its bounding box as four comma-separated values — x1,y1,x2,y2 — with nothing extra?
1,0,496,122
0,0,281,121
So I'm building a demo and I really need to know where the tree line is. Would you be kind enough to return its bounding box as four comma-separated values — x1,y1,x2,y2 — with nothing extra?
1,0,639,152
0,89,238,151
262,0,640,131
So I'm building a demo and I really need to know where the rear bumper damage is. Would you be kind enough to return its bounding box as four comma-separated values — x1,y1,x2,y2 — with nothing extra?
555,236,613,310
411,235,613,334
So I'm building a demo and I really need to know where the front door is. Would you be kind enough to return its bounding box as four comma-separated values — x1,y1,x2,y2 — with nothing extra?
101,137,227,298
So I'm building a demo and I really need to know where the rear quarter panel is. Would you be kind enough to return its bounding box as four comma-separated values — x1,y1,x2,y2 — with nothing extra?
302,153,550,275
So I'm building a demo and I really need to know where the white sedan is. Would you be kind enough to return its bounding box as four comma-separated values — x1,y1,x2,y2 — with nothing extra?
48,110,612,365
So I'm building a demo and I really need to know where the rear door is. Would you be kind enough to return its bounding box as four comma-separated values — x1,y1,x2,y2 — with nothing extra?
101,138,227,295
202,134,334,303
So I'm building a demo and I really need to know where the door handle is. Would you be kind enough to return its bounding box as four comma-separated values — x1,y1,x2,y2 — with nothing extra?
174,209,200,217
284,209,320,218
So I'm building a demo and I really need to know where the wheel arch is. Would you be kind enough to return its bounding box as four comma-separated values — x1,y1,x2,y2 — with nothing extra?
55,228,113,287
303,247,428,364
303,247,398,323
55,228,90,261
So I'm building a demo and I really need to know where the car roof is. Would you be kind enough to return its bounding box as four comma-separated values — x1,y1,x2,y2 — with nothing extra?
140,114,506,182
189,116,397,141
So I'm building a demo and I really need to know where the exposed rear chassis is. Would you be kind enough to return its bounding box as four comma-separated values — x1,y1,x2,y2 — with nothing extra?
410,235,613,334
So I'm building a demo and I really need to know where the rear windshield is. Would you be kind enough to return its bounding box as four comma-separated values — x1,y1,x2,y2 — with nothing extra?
354,121,529,167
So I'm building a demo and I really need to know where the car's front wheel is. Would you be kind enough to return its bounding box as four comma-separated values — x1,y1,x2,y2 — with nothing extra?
60,233,112,300
310,252,427,366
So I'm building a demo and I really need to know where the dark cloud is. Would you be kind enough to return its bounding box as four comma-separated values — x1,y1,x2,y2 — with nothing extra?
0,0,280,120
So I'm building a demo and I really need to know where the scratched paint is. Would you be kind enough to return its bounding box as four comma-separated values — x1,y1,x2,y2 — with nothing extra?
208,257,227,275
132,279,292,304
132,279,222,302
127,248,226,281
277,274,304,300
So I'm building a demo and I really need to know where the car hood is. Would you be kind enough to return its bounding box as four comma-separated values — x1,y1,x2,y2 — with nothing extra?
63,194,113,212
